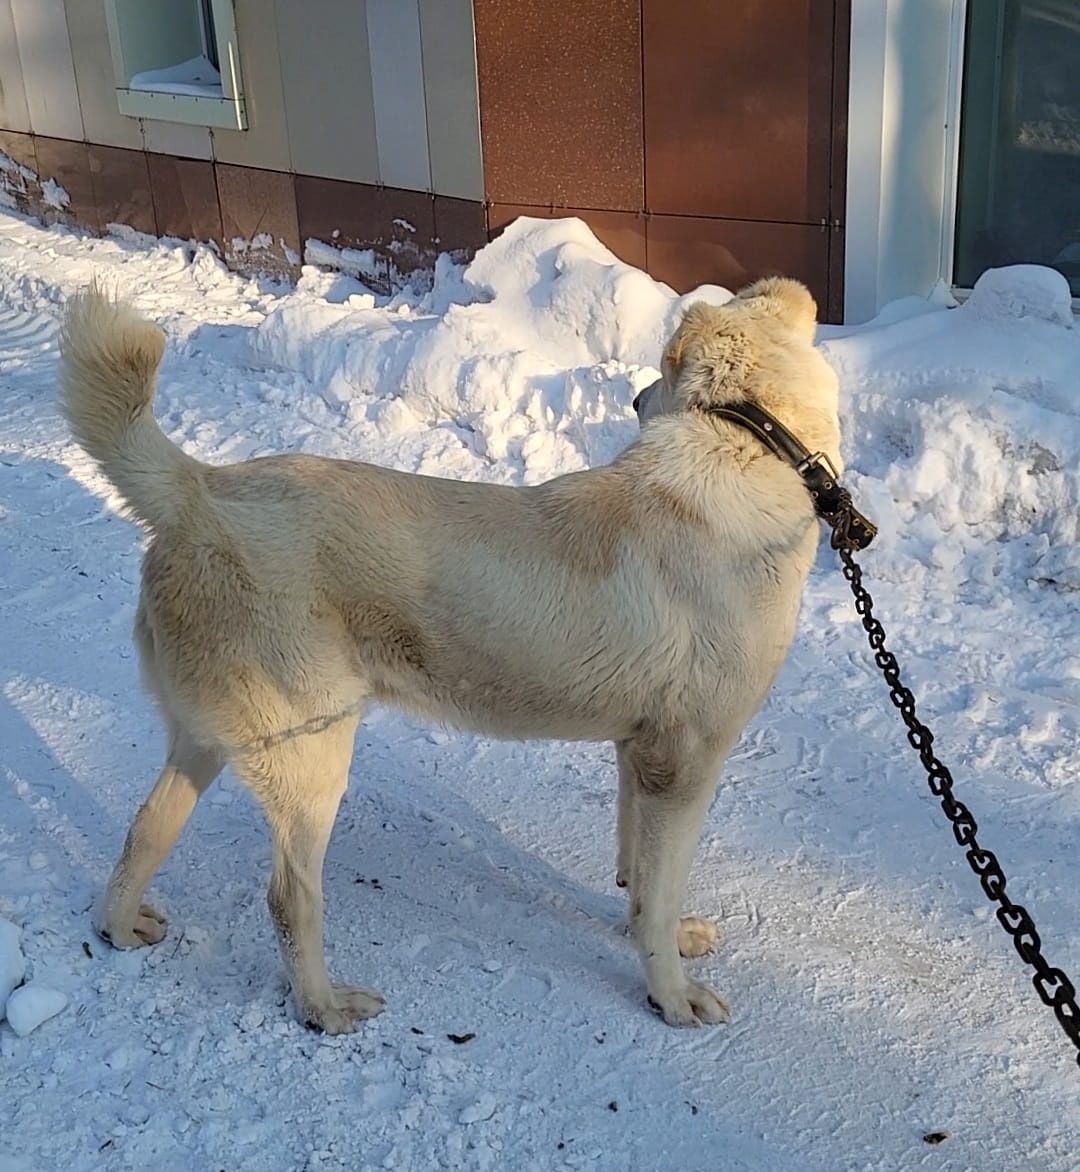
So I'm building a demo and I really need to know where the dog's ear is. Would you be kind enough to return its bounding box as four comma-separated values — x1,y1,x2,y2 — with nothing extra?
663,302,752,409
663,302,714,376
735,277,817,341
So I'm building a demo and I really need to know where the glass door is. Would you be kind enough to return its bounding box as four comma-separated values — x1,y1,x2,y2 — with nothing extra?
954,0,1080,295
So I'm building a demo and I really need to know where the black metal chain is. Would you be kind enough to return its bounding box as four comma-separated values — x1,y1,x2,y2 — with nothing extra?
700,396,1079,1069
824,502,1080,1070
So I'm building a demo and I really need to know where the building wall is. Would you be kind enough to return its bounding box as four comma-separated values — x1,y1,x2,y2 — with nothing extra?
0,0,487,280
0,0,853,319
474,0,851,320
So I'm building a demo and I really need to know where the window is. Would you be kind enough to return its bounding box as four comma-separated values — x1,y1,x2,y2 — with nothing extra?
954,0,1080,296
104,0,246,130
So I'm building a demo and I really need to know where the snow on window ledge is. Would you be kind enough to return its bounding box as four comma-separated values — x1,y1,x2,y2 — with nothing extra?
129,54,223,100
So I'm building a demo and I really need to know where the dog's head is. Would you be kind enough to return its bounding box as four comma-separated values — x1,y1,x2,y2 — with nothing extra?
634,277,825,427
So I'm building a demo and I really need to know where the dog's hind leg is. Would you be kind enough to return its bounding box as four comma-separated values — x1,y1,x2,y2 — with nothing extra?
238,712,384,1035
623,733,729,1026
96,728,223,948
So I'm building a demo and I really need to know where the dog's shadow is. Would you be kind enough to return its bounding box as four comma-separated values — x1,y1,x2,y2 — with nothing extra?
0,449,163,913
153,726,644,1021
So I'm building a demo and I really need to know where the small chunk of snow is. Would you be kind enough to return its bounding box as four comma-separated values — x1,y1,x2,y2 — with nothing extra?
4,984,68,1036
0,918,25,1016
458,1093,498,1124
41,179,69,210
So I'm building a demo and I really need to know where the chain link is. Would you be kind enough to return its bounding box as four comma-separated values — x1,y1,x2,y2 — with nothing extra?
829,527,1080,1071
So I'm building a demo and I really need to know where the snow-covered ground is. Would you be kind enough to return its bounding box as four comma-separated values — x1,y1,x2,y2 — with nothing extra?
0,209,1076,1171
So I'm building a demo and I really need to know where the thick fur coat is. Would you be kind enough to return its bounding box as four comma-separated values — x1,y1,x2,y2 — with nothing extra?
59,276,841,1032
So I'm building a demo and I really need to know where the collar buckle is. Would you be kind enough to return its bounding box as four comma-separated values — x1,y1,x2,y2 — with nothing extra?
795,450,840,484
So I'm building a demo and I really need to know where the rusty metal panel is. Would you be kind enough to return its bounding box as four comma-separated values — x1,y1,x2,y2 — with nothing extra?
474,0,643,210
643,0,835,224
434,195,487,258
487,204,648,270
646,213,829,309
88,143,156,236
827,0,850,322
31,135,99,231
215,162,301,277
147,153,222,245
295,173,437,265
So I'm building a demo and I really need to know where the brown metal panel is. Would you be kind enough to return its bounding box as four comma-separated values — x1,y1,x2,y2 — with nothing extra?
215,163,301,278
474,0,643,210
0,128,35,173
147,154,223,245
0,129,38,214
487,204,648,271
433,195,487,259
295,174,385,252
376,188,437,271
646,214,829,308
295,174,437,273
826,0,850,322
643,0,835,223
87,145,156,237
31,136,99,233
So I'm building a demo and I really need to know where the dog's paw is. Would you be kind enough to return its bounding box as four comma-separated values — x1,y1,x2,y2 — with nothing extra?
647,978,730,1027
96,903,167,949
677,915,721,958
302,984,386,1034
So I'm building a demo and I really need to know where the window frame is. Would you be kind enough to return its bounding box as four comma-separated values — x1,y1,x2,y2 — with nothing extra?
104,0,247,130
945,0,1080,309
844,0,1079,321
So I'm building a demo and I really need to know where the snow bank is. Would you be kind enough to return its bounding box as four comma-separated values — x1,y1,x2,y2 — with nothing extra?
252,217,729,482
256,218,1079,594
822,266,1079,590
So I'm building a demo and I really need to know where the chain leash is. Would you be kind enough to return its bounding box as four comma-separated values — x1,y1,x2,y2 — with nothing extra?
679,392,1079,1068
824,493,1080,1071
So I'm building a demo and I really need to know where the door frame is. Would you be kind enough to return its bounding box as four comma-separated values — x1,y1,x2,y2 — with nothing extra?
843,0,967,323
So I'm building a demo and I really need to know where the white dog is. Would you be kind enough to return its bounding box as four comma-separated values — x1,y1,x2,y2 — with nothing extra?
59,277,841,1033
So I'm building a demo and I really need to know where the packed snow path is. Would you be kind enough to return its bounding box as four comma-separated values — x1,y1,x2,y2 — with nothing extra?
0,211,1077,1170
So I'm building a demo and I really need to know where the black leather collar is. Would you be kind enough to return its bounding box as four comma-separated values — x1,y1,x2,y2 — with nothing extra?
705,403,877,551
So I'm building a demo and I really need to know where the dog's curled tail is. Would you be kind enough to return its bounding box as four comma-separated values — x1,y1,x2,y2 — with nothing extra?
59,285,203,530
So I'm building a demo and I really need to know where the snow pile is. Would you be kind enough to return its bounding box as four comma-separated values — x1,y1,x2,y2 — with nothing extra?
130,54,223,99
253,217,729,481
255,217,1079,597
821,264,1079,592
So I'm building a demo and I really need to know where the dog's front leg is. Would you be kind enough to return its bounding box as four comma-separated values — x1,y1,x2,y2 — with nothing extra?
614,743,637,890
617,743,721,960
623,736,729,1027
